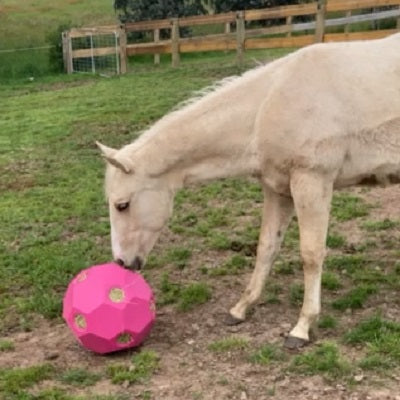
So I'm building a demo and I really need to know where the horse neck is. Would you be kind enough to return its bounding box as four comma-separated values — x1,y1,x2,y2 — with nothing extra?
127,81,263,187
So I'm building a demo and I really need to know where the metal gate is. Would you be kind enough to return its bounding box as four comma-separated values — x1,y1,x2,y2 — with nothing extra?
63,27,126,76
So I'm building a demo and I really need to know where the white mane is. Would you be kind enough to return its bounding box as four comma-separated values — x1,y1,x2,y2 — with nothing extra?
124,62,275,155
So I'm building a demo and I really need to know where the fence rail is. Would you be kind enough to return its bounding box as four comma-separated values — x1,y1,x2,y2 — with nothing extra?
63,0,400,73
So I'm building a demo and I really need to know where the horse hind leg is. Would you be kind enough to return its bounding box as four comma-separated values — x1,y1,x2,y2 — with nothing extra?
285,171,333,349
228,187,294,324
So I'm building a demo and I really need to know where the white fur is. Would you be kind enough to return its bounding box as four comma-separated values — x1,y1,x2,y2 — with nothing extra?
98,34,400,344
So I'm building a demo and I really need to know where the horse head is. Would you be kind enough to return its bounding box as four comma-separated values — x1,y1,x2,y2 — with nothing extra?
96,141,174,270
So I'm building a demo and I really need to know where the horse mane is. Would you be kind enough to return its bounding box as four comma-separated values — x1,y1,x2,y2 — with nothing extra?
122,74,243,153
123,61,274,155
171,75,239,112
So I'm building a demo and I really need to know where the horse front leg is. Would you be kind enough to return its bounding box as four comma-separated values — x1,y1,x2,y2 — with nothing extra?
285,171,333,349
228,187,294,324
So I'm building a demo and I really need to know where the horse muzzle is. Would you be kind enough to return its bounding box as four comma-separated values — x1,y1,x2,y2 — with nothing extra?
115,256,143,271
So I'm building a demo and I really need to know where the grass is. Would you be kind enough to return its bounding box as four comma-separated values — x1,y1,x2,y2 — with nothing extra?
289,283,304,307
0,364,54,398
147,246,192,270
344,315,400,370
264,282,283,304
107,350,159,385
158,273,182,306
250,343,286,365
0,0,116,80
358,354,392,371
178,282,212,311
0,0,115,50
2,27,400,396
331,284,377,311
325,254,367,274
326,232,346,249
318,315,338,330
290,342,351,380
208,254,250,276
158,273,212,311
1,62,236,333
361,218,398,231
344,314,400,345
322,271,342,291
331,193,371,221
208,336,249,352
0,339,14,352
59,368,102,387
275,260,299,275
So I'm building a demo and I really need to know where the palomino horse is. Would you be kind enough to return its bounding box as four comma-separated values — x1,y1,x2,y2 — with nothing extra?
97,33,400,349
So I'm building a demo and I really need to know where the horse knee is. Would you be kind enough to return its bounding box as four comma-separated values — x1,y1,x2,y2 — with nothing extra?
300,246,326,270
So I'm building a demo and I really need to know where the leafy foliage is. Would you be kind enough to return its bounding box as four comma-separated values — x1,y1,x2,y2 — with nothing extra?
215,0,307,13
113,0,205,23
113,0,312,24
47,23,74,73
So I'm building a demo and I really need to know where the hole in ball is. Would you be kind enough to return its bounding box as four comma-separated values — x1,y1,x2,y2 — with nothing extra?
74,314,87,329
117,332,133,345
76,272,87,282
109,287,125,303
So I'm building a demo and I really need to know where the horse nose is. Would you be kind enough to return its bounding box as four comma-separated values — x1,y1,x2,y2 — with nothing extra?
129,256,143,271
115,258,125,267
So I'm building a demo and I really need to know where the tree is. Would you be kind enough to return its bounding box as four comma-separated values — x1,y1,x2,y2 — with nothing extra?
113,0,313,29
113,0,205,23
215,1,299,13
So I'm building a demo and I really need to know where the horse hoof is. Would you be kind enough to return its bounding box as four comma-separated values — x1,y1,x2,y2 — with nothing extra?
284,335,309,350
225,314,245,326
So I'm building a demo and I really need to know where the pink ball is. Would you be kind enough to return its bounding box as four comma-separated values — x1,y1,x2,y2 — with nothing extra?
63,262,155,354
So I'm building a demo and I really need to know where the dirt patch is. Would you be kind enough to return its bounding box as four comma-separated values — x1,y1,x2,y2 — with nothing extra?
0,158,38,192
2,185,400,399
359,185,400,221
37,79,97,93
0,5,21,14
2,302,400,399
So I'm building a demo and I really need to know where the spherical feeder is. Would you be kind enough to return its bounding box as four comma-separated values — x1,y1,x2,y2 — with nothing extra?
63,262,155,354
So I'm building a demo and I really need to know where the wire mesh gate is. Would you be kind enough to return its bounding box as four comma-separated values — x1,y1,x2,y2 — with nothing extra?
63,27,127,76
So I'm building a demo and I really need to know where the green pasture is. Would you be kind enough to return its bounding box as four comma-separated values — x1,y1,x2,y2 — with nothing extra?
0,0,115,49
1,35,400,399
0,0,116,79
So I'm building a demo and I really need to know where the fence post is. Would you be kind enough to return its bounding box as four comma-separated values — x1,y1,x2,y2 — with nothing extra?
315,0,327,43
154,28,160,65
62,31,69,73
397,5,400,30
344,11,351,36
236,11,245,67
286,15,293,37
62,31,73,74
171,18,180,68
118,27,127,74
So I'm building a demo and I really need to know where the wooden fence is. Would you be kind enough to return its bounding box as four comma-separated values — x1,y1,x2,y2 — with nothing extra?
64,0,400,74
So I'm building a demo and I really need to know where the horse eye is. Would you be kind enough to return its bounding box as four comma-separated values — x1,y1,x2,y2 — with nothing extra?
116,202,129,212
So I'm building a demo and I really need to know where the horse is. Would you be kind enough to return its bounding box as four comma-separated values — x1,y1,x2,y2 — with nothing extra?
97,33,400,349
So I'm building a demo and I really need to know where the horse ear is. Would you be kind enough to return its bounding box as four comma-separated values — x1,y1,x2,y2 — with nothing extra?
96,141,117,158
95,141,134,174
